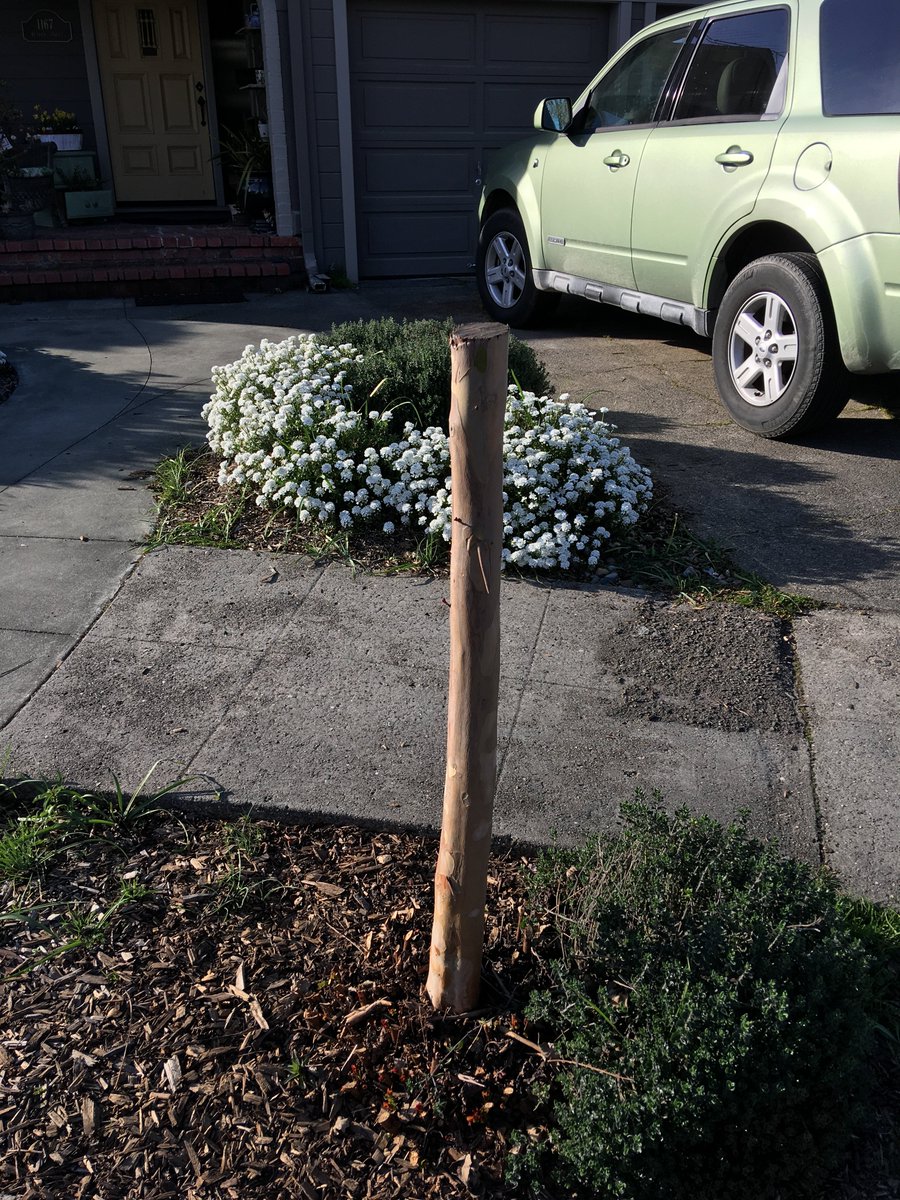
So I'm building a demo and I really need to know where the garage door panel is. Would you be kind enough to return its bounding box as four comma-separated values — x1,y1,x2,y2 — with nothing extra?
364,210,476,273
484,78,594,133
358,81,474,129
356,11,476,63
362,148,474,196
484,15,607,71
349,0,611,276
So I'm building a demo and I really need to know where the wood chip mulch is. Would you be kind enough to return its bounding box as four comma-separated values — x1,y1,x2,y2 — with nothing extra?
0,812,549,1200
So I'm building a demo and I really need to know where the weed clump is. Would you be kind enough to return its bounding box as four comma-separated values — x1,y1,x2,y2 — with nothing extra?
515,797,888,1200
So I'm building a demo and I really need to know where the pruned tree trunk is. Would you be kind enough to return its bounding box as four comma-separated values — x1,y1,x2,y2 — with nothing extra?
426,321,508,1013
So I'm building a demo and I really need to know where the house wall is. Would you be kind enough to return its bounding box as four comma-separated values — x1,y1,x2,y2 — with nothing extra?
0,3,96,151
286,0,344,272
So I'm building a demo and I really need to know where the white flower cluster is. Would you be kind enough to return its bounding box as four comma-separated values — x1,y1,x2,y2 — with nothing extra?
203,335,652,572
500,389,651,570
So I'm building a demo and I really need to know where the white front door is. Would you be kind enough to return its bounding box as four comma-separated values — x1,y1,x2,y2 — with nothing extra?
92,0,215,203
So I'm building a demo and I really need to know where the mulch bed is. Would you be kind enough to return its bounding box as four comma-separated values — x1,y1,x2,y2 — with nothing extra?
1,804,896,1200
0,810,552,1200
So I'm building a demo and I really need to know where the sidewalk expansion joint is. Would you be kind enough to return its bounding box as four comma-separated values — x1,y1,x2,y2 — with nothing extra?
788,619,828,868
181,558,329,777
495,585,552,789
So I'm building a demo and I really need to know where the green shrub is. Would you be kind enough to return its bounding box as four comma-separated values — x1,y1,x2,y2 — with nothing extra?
318,317,551,430
515,797,881,1200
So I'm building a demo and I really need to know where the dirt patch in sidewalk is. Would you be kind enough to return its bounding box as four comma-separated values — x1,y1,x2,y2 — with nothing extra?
610,599,801,734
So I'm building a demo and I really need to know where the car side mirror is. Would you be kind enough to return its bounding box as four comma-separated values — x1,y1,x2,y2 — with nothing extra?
534,97,573,133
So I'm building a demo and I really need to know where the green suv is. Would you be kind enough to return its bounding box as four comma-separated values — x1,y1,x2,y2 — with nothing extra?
476,0,900,438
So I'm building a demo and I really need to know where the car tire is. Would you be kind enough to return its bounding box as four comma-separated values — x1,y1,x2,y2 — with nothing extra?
476,208,558,328
712,252,850,439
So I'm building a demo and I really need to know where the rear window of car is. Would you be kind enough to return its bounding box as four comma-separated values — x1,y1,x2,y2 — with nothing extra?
820,0,900,115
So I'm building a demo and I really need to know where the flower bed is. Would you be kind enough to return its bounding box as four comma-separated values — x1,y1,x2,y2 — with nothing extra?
202,334,653,572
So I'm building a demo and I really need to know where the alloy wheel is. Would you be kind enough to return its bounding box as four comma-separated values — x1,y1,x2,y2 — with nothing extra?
483,231,527,310
727,291,799,406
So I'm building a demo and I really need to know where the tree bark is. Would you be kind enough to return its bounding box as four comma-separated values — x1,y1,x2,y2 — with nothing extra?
426,322,508,1013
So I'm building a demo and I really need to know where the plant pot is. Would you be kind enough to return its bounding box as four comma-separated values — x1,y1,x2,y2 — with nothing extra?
0,211,35,239
38,132,83,151
64,188,114,220
243,171,272,220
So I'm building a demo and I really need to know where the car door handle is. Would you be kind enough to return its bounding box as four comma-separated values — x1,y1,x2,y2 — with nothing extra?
715,146,754,168
602,150,631,169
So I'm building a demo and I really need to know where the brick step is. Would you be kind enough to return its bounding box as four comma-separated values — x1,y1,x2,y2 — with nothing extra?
1,246,303,271
0,227,306,301
0,231,300,254
0,257,306,302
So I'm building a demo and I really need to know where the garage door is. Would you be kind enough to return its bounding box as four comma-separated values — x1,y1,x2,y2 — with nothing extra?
348,0,611,277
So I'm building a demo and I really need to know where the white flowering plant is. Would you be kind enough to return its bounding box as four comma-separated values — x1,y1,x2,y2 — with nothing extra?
202,334,652,573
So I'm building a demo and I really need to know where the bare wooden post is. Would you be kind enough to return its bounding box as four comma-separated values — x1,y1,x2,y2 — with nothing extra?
426,321,508,1013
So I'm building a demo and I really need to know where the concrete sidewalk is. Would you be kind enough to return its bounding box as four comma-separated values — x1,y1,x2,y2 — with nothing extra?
0,287,897,904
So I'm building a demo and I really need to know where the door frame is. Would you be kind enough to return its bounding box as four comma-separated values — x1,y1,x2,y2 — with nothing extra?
78,0,225,208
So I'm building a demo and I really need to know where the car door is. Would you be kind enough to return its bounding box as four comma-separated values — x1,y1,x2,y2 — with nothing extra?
539,20,696,290
631,7,791,305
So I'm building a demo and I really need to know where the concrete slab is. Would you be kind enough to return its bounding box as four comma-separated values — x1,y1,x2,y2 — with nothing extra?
0,629,71,729
88,547,325,652
495,682,817,859
0,536,139,636
0,548,817,876
0,469,157,541
2,637,261,791
278,565,550,676
0,313,151,486
528,585,627,692
188,649,451,828
794,609,900,902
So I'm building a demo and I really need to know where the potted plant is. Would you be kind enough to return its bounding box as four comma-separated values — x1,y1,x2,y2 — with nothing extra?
0,86,52,237
214,125,272,224
32,104,82,151
55,163,114,221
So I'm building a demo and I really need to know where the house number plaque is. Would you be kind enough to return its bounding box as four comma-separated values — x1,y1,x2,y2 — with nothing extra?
22,10,73,42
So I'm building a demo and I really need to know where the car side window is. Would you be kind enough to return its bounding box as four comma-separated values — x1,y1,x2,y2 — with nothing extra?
580,24,693,132
672,9,789,122
821,0,900,115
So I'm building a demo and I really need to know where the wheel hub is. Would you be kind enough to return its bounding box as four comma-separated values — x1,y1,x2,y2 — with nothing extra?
484,232,526,310
728,291,799,407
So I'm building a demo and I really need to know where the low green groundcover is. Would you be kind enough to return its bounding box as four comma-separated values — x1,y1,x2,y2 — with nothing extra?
511,798,898,1200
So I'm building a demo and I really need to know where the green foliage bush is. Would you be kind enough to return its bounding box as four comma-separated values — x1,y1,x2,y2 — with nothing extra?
515,798,882,1200
317,317,551,431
